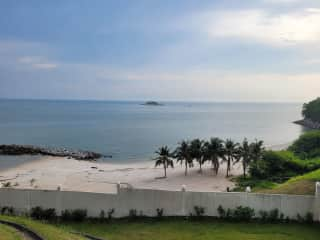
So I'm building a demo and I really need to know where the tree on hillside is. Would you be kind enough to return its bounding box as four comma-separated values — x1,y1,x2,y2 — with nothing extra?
154,146,174,178
302,97,320,122
205,137,225,175
190,139,205,173
224,139,239,177
175,140,193,176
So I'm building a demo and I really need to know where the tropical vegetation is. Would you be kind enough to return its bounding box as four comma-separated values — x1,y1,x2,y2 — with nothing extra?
154,137,264,178
302,97,320,122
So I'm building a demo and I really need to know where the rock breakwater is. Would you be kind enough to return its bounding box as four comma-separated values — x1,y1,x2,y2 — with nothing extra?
0,144,103,160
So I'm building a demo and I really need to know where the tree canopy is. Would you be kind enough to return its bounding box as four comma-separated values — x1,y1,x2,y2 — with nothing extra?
302,97,320,122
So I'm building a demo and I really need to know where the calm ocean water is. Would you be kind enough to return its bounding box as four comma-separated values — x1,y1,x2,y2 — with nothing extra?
0,99,304,163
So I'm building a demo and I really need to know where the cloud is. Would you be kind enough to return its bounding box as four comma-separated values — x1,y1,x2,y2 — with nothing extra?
17,56,58,70
203,8,320,47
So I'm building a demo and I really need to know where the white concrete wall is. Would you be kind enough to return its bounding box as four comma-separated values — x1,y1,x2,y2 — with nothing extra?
0,187,318,220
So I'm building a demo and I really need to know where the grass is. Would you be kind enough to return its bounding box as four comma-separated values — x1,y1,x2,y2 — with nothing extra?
258,169,320,195
1,216,320,240
0,224,23,240
0,215,85,240
59,219,320,240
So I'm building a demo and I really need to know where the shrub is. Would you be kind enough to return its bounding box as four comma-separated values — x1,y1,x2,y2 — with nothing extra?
259,210,268,222
305,212,314,224
217,205,226,219
1,206,14,215
156,208,164,218
71,209,87,222
193,206,205,218
289,131,320,159
107,208,115,220
233,206,255,221
268,208,279,222
129,209,137,219
99,210,105,221
30,207,56,221
61,210,72,221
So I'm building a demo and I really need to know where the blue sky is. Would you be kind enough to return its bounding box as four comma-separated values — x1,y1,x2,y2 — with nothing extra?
0,0,320,102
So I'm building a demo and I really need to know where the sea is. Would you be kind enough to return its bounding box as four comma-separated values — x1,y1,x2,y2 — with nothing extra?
0,99,305,165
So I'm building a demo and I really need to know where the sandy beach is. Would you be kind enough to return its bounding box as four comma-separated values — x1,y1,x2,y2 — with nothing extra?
0,156,243,193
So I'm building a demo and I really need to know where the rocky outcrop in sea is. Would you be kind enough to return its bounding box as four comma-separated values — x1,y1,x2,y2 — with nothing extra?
293,118,320,129
0,144,103,160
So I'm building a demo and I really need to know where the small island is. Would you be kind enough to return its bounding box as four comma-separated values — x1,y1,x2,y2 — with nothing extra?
294,97,320,129
142,101,164,106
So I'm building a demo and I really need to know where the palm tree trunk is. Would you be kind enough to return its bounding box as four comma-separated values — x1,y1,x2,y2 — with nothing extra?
199,159,202,173
185,161,188,176
164,165,167,178
226,157,230,177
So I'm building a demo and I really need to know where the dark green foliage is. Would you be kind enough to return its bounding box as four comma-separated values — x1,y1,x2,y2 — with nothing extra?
233,206,255,221
61,209,87,222
107,208,115,220
129,209,137,219
193,206,205,218
99,210,105,221
30,207,56,220
1,206,14,215
302,97,320,122
249,150,320,181
61,210,72,221
289,131,320,159
71,209,87,222
268,209,279,222
156,208,164,218
217,205,254,221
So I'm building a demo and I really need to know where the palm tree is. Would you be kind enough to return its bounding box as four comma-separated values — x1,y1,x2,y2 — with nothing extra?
154,146,174,178
205,137,224,175
190,139,205,173
250,139,264,163
236,138,251,178
224,139,239,177
175,140,193,176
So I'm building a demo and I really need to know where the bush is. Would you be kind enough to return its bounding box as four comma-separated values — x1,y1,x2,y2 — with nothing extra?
71,209,87,222
233,206,255,221
217,205,254,221
268,208,279,222
129,209,137,219
61,210,72,221
107,208,115,220
60,209,87,222
30,207,56,221
156,208,164,218
217,205,226,219
289,131,320,159
249,151,314,181
1,206,14,215
193,206,205,218
99,210,105,221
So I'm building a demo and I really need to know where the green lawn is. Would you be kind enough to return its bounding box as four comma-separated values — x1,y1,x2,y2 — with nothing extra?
61,219,320,240
0,224,23,240
1,216,320,240
0,215,85,240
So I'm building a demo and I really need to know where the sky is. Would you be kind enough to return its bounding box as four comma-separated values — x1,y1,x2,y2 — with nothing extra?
0,0,320,102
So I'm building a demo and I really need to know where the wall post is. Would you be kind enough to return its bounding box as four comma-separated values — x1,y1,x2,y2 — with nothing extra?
315,182,320,222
